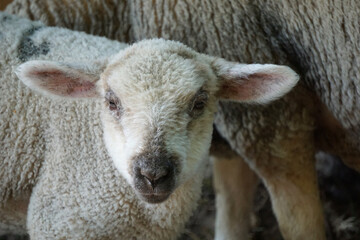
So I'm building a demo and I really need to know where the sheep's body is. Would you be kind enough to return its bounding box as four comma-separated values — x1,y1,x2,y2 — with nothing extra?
6,1,360,239
0,13,203,239
7,0,359,150
5,0,132,42
7,0,359,134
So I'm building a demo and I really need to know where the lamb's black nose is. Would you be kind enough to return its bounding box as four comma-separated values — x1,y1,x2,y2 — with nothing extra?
140,167,170,189
133,156,176,203
135,160,175,189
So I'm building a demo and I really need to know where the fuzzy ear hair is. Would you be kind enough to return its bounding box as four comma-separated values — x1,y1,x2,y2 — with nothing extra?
214,59,299,104
16,60,107,99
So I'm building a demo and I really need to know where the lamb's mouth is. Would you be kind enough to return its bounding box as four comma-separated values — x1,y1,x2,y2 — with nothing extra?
137,192,172,204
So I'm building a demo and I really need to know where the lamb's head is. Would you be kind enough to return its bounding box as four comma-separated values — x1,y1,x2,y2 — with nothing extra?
16,39,299,203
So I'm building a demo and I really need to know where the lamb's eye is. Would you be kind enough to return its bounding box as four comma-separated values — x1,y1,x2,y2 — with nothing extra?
105,90,121,114
109,100,117,111
189,90,208,117
192,99,206,111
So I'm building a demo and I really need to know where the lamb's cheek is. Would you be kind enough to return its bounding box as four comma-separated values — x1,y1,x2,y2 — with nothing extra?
102,123,133,183
179,117,214,182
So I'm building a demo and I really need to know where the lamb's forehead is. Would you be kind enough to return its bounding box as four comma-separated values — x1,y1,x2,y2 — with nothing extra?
103,40,216,100
110,39,198,63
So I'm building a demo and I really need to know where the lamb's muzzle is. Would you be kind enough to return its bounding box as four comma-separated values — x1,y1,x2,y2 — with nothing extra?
133,152,177,203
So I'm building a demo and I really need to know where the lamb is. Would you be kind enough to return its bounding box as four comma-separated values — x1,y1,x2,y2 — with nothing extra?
7,1,360,240
0,13,197,239
0,12,299,239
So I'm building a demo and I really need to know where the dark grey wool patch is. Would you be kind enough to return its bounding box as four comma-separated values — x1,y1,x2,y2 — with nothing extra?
1,15,11,22
18,27,50,62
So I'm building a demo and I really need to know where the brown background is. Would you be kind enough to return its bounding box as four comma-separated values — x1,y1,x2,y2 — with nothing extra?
0,0,12,10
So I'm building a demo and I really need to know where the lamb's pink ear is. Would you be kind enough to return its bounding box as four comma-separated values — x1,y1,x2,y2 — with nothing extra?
16,60,106,98
214,59,299,103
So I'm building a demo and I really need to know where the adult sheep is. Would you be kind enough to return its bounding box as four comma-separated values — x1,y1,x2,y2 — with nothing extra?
0,13,298,239
7,1,360,240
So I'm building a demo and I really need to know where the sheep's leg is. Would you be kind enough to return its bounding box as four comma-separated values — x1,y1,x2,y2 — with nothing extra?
214,85,324,239
255,138,326,240
211,139,259,240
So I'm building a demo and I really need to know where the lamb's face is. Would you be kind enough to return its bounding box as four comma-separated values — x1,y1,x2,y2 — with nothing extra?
100,41,219,203
17,39,299,204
